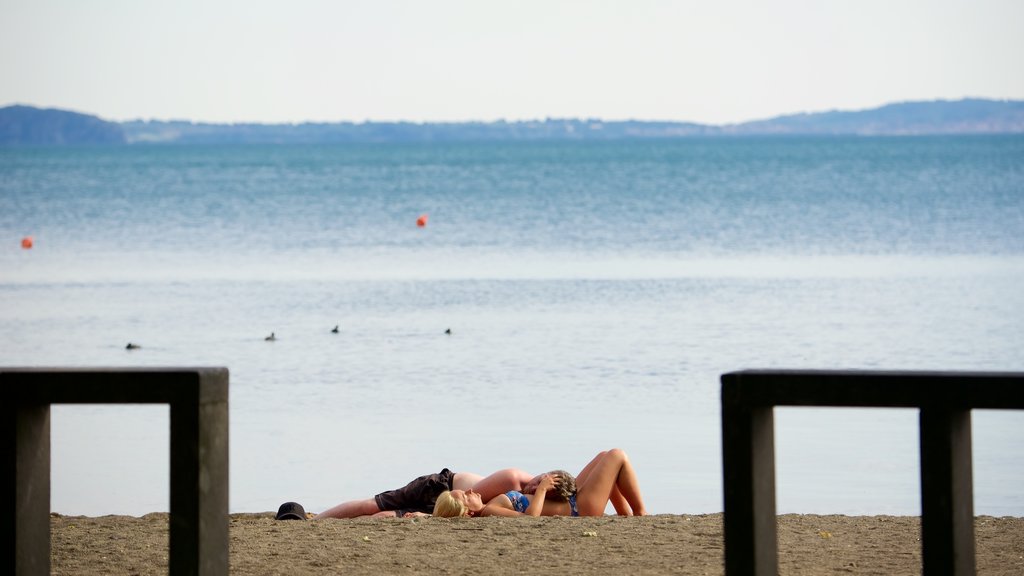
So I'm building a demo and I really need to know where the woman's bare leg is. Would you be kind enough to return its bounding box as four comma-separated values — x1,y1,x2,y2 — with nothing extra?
575,448,646,516
576,451,631,515
576,451,606,485
607,485,631,515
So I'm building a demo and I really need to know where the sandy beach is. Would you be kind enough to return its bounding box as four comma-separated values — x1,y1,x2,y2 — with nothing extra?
50,513,1023,575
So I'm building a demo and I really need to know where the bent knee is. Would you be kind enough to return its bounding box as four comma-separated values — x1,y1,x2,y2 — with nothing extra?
606,448,628,461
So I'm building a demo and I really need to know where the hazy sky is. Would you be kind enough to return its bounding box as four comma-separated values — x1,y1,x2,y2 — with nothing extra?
2,0,1022,125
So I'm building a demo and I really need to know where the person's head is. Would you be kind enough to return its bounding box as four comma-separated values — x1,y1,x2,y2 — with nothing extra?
433,489,484,518
548,470,577,501
523,470,577,502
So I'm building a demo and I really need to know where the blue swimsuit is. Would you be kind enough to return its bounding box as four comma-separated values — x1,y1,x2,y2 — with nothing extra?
505,491,580,516
506,490,530,512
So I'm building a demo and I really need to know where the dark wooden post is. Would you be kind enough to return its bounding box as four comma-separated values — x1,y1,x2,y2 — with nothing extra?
12,404,51,576
722,373,778,576
169,370,230,576
920,407,975,576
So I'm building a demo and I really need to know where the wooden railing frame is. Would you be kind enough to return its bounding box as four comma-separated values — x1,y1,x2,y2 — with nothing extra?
721,369,1024,576
5,367,229,576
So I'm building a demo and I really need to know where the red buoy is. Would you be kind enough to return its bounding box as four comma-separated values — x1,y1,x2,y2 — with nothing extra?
416,214,428,227
21,236,33,249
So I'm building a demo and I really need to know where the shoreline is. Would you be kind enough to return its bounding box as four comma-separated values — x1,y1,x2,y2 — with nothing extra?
51,512,1024,575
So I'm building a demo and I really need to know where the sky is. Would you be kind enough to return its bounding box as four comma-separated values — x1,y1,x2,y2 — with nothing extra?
2,0,1023,125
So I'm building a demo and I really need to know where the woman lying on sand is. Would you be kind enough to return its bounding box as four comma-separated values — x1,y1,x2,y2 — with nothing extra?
432,448,646,518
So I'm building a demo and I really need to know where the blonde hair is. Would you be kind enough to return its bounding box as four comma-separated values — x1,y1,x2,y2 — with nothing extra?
432,491,468,518
548,470,577,502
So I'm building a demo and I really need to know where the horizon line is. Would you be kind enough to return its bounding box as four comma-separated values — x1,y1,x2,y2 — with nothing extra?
5,96,1022,128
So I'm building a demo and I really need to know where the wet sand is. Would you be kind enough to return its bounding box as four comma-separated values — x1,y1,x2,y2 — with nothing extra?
50,513,1024,575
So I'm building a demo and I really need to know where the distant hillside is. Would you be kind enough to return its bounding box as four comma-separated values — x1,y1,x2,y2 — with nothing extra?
0,105,125,144
727,99,1024,135
119,98,1024,143
2,99,1023,145
119,118,718,144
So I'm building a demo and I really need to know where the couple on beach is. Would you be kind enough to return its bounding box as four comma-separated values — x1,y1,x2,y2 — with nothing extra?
281,448,645,520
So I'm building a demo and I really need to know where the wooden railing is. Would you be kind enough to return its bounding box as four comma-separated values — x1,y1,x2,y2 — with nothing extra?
721,369,1024,576
5,367,229,576
13,367,1020,574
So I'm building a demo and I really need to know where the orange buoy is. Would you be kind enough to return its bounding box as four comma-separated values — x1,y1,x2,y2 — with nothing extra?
416,214,428,227
21,236,33,249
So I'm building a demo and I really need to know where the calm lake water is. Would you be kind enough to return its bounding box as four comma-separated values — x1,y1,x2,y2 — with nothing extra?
2,137,1022,516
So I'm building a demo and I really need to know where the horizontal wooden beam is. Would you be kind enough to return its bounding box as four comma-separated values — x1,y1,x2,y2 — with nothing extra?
723,369,1024,409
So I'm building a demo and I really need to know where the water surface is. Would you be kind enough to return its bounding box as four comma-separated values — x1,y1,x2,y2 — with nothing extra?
2,137,1021,516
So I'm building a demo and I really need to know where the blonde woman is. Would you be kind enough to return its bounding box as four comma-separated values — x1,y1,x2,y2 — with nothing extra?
434,449,646,518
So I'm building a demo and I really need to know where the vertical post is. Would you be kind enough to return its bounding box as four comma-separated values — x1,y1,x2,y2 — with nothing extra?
13,404,51,576
169,372,229,576
722,394,777,576
920,407,975,576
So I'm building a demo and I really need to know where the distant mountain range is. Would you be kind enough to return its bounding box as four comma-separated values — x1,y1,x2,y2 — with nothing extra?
0,105,126,145
2,99,1023,145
